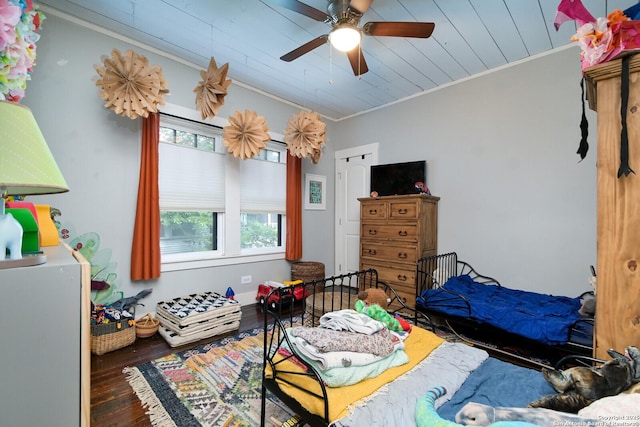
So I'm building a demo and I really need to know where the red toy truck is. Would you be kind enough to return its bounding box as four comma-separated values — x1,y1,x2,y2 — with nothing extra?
256,280,307,310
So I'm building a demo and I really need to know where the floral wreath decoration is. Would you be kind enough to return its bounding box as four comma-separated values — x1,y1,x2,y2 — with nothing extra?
555,0,640,69
0,0,45,102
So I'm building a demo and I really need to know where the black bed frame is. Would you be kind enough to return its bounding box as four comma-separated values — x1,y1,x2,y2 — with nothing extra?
260,268,432,427
415,252,595,369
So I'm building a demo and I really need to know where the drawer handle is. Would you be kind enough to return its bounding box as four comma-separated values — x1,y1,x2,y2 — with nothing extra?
368,249,377,255
397,208,408,215
398,230,408,236
368,229,377,235
369,209,377,215
397,274,407,281
398,253,407,259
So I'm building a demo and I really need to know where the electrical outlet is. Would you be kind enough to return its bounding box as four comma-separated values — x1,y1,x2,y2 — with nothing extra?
241,275,252,284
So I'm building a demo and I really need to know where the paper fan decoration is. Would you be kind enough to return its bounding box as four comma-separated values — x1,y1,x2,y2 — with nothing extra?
95,49,168,120
194,57,232,120
284,110,326,164
223,110,270,159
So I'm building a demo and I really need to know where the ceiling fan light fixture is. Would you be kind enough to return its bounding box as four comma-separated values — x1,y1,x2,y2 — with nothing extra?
329,26,361,52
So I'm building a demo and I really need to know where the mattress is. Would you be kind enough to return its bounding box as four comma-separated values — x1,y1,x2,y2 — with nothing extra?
156,291,242,347
158,318,241,347
417,274,583,345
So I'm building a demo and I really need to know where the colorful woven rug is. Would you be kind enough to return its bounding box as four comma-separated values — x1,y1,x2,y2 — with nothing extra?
124,325,303,427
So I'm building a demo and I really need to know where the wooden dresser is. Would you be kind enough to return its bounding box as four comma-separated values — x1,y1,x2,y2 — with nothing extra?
358,194,439,308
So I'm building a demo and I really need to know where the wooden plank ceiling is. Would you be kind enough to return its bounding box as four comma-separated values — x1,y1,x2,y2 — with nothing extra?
38,0,637,120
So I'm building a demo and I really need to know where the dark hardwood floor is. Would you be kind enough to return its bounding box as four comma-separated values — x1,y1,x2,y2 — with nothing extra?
90,303,267,427
90,302,556,426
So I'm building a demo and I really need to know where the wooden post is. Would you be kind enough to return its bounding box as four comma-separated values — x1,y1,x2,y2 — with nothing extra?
584,54,640,360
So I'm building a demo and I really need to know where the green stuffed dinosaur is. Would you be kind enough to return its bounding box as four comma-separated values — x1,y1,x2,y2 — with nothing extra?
415,386,542,427
354,300,403,331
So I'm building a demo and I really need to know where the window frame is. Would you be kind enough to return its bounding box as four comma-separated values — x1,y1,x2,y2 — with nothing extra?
157,103,287,272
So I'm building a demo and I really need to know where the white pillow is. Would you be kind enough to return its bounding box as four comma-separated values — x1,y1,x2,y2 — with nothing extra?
578,393,640,418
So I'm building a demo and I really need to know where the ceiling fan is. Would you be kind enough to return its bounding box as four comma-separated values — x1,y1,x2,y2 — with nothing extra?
271,0,435,76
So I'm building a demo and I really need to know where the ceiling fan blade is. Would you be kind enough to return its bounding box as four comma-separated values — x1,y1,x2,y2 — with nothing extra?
349,0,373,15
280,35,329,62
346,48,369,76
362,21,435,38
269,0,331,22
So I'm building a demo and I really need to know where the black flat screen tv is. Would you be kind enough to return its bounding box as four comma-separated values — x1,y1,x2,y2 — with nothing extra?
370,160,426,196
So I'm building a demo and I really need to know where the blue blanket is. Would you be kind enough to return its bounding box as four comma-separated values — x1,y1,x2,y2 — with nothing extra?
417,275,583,345
437,357,555,421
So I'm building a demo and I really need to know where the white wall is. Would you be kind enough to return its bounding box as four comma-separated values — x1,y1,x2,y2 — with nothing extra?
334,46,597,297
23,12,596,314
23,13,336,309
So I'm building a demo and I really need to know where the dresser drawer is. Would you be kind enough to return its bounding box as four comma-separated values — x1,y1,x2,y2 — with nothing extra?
362,263,416,288
361,242,418,264
360,201,387,220
360,223,418,241
389,200,420,220
361,263,416,308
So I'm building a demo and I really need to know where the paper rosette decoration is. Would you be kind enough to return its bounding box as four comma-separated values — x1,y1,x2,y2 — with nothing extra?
94,48,169,120
0,0,45,102
223,110,270,159
284,110,326,164
194,57,232,120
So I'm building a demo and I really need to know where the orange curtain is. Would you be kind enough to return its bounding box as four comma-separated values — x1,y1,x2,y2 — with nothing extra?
131,113,161,280
286,153,302,260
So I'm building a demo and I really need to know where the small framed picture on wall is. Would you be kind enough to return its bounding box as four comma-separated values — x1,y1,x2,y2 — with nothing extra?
304,174,326,210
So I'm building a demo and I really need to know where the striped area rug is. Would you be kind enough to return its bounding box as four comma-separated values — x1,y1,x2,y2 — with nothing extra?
124,326,303,427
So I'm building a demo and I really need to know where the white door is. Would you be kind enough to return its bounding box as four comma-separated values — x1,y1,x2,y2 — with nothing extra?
334,144,378,275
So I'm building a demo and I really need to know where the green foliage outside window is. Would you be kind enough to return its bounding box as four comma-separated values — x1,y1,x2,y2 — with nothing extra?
160,211,215,254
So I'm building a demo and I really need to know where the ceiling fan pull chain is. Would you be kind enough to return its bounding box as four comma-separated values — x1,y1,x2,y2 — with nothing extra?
329,44,334,84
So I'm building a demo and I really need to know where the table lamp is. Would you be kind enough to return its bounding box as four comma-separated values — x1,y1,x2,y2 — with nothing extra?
0,101,69,268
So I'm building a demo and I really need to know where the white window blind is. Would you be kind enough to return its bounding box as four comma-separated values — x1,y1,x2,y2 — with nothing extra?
239,157,286,213
159,142,226,211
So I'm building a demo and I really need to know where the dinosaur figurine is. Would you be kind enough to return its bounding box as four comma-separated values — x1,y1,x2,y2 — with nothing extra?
110,288,153,312
528,346,640,413
415,386,541,427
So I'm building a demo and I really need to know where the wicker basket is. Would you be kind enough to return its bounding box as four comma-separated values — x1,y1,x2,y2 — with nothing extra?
90,318,136,356
303,291,353,327
291,261,325,294
135,313,160,338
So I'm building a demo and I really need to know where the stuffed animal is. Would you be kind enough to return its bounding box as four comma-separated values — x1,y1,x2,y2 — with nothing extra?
354,300,403,332
455,401,599,426
356,288,389,308
578,292,596,317
415,386,542,427
528,346,640,413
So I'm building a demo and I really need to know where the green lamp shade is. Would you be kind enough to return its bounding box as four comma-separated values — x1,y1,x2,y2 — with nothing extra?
0,101,69,196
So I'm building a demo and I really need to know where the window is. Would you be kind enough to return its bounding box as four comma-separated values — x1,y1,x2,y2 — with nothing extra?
158,107,287,270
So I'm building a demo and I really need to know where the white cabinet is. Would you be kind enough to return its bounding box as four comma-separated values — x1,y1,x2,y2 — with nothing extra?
0,243,90,426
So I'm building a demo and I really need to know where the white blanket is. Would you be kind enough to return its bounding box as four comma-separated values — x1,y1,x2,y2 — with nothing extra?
332,341,489,427
319,309,385,335
292,335,405,371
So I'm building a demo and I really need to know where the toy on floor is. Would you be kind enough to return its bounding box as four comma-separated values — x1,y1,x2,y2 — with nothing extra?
110,288,153,311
